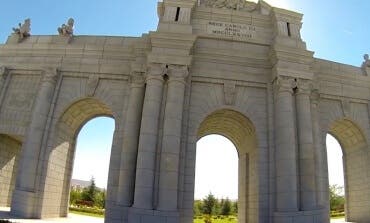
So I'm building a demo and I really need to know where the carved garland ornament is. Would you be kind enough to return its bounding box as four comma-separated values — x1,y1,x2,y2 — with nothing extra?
202,0,257,12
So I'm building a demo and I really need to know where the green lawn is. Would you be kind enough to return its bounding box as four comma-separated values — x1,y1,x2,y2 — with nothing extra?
69,209,104,218
193,216,237,223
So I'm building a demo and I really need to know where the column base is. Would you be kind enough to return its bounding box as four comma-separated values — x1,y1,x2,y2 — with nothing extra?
273,208,329,223
10,189,38,218
128,207,179,223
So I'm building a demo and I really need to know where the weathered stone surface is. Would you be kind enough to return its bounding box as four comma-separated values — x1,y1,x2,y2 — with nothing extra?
0,1,369,223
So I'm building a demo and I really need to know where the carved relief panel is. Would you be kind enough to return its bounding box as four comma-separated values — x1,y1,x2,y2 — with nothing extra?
0,73,41,134
200,0,257,11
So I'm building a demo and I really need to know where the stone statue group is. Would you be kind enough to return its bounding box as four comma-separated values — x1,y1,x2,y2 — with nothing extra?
12,18,74,41
203,0,257,11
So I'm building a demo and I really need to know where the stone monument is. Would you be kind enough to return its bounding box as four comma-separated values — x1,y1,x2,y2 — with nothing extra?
0,0,369,223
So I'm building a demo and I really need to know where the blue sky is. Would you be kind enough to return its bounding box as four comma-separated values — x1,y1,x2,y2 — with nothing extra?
1,0,363,194
1,0,368,66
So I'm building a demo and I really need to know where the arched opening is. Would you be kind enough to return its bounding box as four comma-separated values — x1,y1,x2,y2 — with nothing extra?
195,109,257,223
326,134,345,218
0,134,22,207
194,135,238,218
39,98,116,218
327,118,370,222
69,117,114,213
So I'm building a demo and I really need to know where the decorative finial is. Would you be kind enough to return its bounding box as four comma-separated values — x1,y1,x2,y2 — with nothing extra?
12,18,31,40
364,54,369,61
362,54,370,76
58,18,74,37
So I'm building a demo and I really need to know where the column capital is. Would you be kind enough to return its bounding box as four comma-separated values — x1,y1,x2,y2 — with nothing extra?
310,89,320,105
146,63,167,82
273,76,295,94
295,78,313,95
167,65,189,84
130,71,145,87
42,67,59,84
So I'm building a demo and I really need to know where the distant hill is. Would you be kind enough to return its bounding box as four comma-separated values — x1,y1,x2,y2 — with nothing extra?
71,179,90,189
71,179,91,189
70,179,105,191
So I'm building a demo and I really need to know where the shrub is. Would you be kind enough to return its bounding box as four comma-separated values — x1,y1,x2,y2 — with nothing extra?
69,206,104,216
204,214,212,223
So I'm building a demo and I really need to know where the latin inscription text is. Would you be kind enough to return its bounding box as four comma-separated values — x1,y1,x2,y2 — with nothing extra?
207,21,256,39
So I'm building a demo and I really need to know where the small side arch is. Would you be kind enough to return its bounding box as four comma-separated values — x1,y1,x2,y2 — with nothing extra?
38,97,116,218
327,118,370,222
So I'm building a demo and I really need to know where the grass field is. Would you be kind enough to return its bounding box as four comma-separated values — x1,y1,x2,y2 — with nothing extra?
69,209,104,218
193,216,237,223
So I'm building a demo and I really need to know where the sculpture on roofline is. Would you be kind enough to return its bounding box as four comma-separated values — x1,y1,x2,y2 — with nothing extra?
203,0,257,11
58,18,74,37
363,54,370,66
362,54,370,76
12,18,31,39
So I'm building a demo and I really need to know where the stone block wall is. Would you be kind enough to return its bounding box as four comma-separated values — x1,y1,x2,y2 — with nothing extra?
0,135,21,206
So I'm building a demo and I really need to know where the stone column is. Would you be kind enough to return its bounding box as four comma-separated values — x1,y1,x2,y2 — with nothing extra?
17,68,59,191
0,66,10,108
133,64,165,209
117,72,145,206
0,66,8,92
311,90,328,209
295,79,317,210
273,76,298,212
157,65,188,211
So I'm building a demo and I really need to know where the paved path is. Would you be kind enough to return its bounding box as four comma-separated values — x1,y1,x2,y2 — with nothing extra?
0,207,349,223
0,208,103,223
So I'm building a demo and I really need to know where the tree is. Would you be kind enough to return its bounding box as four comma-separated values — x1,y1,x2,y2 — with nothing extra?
221,198,232,216
329,184,345,212
82,177,98,203
95,189,106,208
69,188,82,205
232,200,238,215
193,200,203,216
203,193,217,215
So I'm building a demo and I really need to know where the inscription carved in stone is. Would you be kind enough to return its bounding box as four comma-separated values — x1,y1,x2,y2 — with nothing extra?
207,21,256,39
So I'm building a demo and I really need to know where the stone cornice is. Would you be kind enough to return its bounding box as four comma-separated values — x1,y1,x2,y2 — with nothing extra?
271,7,303,22
149,32,196,51
163,0,197,8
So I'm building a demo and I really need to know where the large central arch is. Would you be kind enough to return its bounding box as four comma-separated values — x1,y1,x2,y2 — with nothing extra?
196,109,258,223
327,118,370,222
38,98,115,217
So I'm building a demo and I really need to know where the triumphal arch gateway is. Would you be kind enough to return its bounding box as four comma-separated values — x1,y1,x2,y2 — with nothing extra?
0,0,370,222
